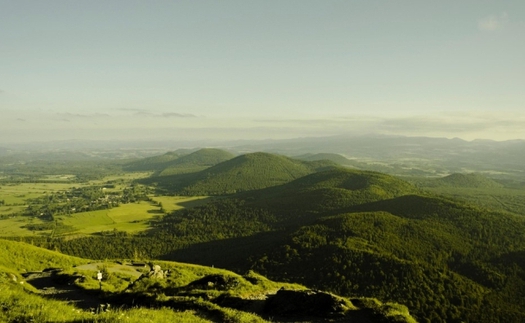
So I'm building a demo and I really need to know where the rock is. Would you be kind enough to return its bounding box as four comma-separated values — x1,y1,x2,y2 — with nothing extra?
188,274,240,290
147,264,164,279
264,289,350,317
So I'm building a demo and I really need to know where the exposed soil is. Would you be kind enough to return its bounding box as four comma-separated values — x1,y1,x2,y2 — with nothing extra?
24,270,102,310
23,262,143,310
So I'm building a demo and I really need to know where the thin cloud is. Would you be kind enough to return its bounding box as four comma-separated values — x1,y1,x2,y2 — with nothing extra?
379,114,525,135
55,112,110,118
134,111,197,118
117,108,197,118
478,12,509,31
134,111,155,117
162,112,196,118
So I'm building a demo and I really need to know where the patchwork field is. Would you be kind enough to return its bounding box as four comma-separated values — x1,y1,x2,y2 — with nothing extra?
0,196,210,237
0,182,85,205
58,201,160,234
0,216,50,236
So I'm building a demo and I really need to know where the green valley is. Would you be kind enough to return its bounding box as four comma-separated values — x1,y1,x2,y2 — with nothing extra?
2,147,525,322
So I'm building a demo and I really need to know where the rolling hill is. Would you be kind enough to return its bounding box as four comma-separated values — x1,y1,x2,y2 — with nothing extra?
157,148,235,176
294,152,357,166
124,148,235,175
432,173,504,188
142,152,338,195
15,162,525,321
140,168,525,322
123,150,186,172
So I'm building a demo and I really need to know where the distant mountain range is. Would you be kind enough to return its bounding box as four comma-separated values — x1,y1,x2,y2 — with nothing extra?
232,135,525,180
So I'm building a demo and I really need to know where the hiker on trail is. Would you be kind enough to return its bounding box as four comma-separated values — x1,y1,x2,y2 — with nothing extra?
97,271,102,290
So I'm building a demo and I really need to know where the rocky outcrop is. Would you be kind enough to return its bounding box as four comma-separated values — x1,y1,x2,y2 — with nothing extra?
264,289,352,317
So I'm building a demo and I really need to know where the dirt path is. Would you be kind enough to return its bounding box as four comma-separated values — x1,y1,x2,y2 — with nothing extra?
25,271,103,310
74,262,144,278
24,262,144,310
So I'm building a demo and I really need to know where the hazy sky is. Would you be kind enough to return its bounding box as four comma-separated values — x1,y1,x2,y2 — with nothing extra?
1,1,524,144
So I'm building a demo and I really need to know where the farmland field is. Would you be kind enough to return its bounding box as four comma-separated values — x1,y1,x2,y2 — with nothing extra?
0,182,86,205
0,196,210,237
57,201,159,234
0,216,51,236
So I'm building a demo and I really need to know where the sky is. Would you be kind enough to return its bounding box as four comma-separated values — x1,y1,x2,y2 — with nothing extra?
1,0,524,144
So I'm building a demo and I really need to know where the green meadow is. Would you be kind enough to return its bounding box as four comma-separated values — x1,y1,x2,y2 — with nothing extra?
0,216,49,236
89,171,152,185
0,182,85,205
58,201,159,234
0,196,210,237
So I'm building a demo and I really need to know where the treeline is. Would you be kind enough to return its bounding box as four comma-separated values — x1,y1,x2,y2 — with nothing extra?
0,159,124,182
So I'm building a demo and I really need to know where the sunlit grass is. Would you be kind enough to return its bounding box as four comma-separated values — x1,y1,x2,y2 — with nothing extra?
150,195,211,213
0,216,50,236
58,201,160,234
0,182,85,205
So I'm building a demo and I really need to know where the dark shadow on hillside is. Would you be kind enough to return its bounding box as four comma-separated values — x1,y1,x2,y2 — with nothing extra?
147,209,164,214
175,196,217,209
159,230,292,270
137,172,196,195
25,272,103,310
342,194,453,220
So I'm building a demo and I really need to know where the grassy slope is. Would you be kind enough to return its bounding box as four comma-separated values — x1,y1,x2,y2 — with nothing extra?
0,239,415,323
0,239,88,271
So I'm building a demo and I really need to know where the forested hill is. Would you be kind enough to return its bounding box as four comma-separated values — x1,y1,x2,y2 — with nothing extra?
157,169,525,322
239,167,419,215
123,148,235,175
141,152,338,195
293,152,357,166
157,148,235,176
429,173,504,188
123,150,186,172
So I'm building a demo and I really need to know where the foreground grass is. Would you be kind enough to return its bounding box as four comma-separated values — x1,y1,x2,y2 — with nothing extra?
0,282,213,323
0,238,416,323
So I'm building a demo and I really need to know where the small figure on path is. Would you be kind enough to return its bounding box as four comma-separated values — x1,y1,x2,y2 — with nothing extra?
97,270,103,290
